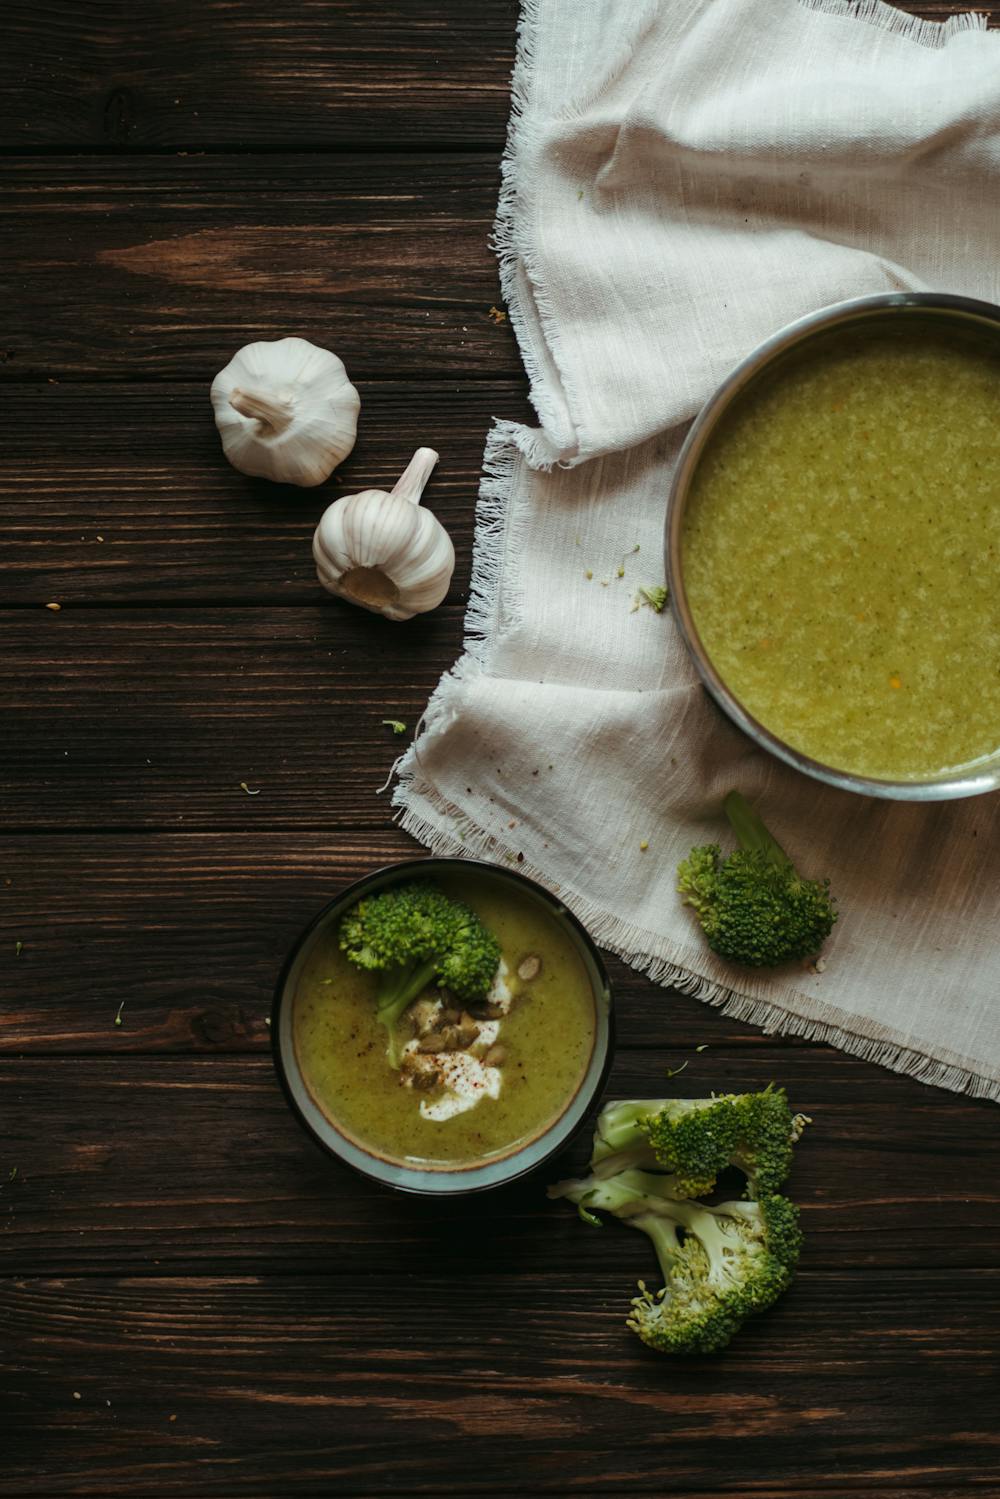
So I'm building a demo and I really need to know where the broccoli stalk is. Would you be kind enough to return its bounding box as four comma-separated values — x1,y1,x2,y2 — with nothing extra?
722,787,793,868
677,790,837,967
339,881,502,1066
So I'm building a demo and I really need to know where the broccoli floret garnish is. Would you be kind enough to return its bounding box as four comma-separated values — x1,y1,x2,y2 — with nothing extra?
677,790,836,967
549,1088,809,1355
590,1086,808,1197
339,880,501,1065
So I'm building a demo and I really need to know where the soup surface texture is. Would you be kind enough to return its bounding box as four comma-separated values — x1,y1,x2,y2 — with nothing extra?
293,874,597,1168
682,324,1000,781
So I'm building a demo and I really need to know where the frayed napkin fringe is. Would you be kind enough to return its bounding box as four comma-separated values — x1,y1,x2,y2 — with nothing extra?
798,0,987,46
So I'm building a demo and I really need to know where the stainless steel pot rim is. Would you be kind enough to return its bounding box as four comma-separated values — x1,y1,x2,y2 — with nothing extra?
664,291,1000,802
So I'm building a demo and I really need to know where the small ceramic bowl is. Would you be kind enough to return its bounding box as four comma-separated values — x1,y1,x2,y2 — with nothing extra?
272,857,614,1195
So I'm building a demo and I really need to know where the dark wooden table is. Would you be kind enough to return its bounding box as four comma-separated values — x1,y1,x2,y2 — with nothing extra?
3,4,1000,1495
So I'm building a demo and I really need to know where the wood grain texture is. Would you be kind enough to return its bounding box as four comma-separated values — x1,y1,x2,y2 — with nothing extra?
0,606,467,828
2,1273,998,1497
1,381,530,604
0,157,517,380
0,0,996,153
0,1,519,151
2,1055,999,1275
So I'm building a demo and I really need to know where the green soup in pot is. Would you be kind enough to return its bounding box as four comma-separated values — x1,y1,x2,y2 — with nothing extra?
681,323,1000,782
293,873,598,1169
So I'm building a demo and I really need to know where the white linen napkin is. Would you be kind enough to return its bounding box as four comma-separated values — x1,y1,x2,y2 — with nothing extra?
394,0,1000,1100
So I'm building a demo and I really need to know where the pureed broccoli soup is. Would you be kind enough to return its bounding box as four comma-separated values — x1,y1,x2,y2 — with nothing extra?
293,872,598,1170
681,319,1000,782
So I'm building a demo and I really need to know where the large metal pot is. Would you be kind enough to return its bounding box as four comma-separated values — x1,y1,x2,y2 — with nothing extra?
664,292,1000,801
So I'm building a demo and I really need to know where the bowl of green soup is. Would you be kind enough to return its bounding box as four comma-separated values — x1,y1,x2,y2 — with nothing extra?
273,858,614,1194
667,292,1000,800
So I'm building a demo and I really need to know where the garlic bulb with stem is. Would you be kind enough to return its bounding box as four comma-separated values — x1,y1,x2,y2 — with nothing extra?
313,448,455,622
211,336,360,487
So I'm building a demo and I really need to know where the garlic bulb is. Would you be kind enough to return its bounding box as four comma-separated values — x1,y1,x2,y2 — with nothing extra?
210,337,360,487
313,448,455,621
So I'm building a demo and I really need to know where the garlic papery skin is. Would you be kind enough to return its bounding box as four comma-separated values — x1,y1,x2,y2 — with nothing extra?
210,337,360,487
313,448,455,622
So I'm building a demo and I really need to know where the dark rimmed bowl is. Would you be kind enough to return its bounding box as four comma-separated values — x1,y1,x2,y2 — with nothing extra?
272,857,614,1195
665,291,1000,802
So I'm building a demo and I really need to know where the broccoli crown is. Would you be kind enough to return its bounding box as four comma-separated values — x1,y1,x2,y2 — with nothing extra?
338,881,502,1064
678,845,836,967
648,1086,799,1197
627,1195,802,1355
340,881,458,973
549,1168,802,1356
549,1089,809,1355
339,880,501,1001
592,1086,802,1198
727,1087,803,1195
644,1097,743,1197
677,791,836,968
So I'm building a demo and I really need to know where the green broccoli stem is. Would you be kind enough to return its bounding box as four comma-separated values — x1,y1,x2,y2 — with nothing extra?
592,1101,663,1158
629,1197,761,1291
376,957,439,1026
549,1172,697,1281
723,790,793,872
628,1212,684,1283
375,956,440,1065
591,1145,659,1180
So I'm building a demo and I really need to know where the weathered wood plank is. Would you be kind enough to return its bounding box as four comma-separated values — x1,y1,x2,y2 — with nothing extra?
0,154,495,192
1,1272,998,1495
0,157,517,380
1,380,530,604
0,829,821,1054
2,1056,998,1276
0,1,519,152
0,606,466,828
2,1,996,154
